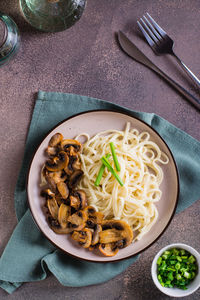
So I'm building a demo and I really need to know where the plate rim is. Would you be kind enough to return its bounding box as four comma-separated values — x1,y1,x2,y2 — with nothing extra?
27,109,180,262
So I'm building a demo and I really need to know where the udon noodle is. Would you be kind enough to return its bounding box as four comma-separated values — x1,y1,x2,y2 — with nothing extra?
76,122,169,240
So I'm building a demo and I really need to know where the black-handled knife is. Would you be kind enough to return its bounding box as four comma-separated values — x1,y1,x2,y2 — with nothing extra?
118,31,200,111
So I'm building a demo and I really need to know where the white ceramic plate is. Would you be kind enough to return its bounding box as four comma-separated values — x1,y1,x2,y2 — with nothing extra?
27,110,179,262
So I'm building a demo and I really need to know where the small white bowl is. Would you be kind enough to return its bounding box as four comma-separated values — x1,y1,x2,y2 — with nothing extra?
151,243,200,297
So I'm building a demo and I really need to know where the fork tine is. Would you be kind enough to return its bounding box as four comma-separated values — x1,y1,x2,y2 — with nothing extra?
140,18,159,43
137,21,155,48
146,13,166,38
143,15,162,40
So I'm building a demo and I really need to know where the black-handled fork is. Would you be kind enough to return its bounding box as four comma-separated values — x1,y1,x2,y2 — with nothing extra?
137,13,200,88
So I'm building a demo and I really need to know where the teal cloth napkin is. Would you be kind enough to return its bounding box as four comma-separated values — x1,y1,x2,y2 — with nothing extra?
0,90,200,294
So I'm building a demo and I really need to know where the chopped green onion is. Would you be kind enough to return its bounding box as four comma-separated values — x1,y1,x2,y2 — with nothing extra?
94,154,111,186
157,257,162,265
180,249,186,256
175,262,181,270
177,256,182,262
176,274,182,280
101,156,124,186
184,271,191,279
188,255,196,264
157,248,198,290
109,142,120,171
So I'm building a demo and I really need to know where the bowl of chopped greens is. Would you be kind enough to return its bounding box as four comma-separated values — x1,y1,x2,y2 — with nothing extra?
151,243,200,297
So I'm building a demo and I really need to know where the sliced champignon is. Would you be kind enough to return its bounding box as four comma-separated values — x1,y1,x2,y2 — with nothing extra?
99,220,133,248
58,203,71,229
69,190,87,210
69,194,80,210
57,181,69,199
45,151,69,172
46,146,57,157
51,226,73,234
67,210,87,231
40,164,48,187
48,133,63,147
88,245,96,251
55,193,64,206
71,228,92,248
64,154,81,175
47,197,59,219
45,169,67,192
46,133,63,157
41,188,55,200
49,217,73,234
68,169,83,188
91,224,102,245
99,243,119,257
60,139,82,154
83,206,104,227
84,205,96,215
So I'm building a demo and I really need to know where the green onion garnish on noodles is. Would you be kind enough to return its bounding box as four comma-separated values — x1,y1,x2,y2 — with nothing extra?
110,142,120,171
101,156,124,186
94,154,111,186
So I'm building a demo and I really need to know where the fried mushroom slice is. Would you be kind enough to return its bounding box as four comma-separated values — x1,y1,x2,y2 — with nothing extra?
60,139,82,154
68,169,83,188
45,151,69,172
99,243,119,257
69,190,87,210
41,188,55,200
58,203,71,229
55,193,65,206
67,210,87,231
45,169,67,192
64,154,81,176
46,146,57,157
99,220,133,248
47,197,59,219
83,206,104,228
71,228,92,248
46,133,63,157
49,217,73,234
49,133,63,147
57,182,69,199
91,224,102,245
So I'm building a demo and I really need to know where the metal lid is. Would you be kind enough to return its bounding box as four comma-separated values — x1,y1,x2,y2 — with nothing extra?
0,18,7,48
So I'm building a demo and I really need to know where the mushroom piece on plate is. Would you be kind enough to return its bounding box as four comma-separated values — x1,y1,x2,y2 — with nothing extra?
64,154,81,175
68,169,84,188
99,220,133,248
71,228,92,248
60,139,82,154
58,203,71,229
49,217,73,234
45,169,68,192
67,210,87,231
41,188,55,200
49,133,63,147
99,243,119,257
45,151,69,172
46,133,63,157
47,197,59,219
84,206,104,228
91,224,102,245
57,181,69,199
69,190,87,210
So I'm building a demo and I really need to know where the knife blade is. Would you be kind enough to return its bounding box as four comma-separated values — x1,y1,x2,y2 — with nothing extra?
118,31,200,111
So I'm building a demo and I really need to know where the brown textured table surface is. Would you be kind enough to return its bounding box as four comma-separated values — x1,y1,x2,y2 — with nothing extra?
0,1,200,299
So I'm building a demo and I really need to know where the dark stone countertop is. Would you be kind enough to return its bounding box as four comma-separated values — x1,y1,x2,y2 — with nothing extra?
0,1,199,299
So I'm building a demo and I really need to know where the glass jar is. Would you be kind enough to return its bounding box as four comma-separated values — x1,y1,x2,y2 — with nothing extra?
20,0,87,32
0,13,20,67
